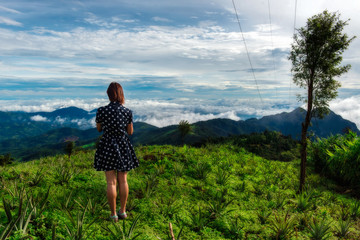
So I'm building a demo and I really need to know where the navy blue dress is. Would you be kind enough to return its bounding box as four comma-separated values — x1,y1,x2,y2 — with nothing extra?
94,102,139,172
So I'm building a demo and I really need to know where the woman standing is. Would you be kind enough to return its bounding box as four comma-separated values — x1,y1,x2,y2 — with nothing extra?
94,82,139,221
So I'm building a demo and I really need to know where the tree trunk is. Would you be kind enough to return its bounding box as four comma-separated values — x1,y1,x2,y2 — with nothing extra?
299,78,314,193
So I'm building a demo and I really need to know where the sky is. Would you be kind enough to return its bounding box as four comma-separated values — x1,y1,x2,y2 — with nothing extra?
0,0,359,128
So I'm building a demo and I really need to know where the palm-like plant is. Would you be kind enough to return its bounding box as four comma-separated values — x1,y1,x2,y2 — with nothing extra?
268,211,296,240
307,218,332,240
102,214,142,240
178,120,192,144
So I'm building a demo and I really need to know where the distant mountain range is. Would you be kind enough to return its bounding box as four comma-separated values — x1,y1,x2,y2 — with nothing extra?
0,106,358,161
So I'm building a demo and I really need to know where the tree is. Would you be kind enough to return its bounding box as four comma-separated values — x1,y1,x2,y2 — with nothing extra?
289,10,355,192
0,154,14,166
178,120,192,144
64,136,79,160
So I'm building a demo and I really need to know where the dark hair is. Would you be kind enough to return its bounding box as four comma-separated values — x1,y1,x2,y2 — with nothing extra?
107,82,125,104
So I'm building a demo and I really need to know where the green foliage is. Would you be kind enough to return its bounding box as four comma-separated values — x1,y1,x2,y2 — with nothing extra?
102,214,142,240
64,199,97,239
350,201,360,220
192,161,212,180
307,218,332,240
54,161,77,185
188,205,210,232
205,189,234,219
64,138,77,160
289,10,355,117
293,188,318,213
309,132,360,188
289,10,355,193
207,130,299,162
0,154,14,166
227,217,244,240
334,219,352,238
178,120,192,143
268,211,296,240
0,143,360,239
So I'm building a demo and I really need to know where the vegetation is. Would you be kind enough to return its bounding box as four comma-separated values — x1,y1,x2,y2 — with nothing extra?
309,131,360,191
205,130,300,162
178,120,192,144
1,140,360,239
289,10,356,192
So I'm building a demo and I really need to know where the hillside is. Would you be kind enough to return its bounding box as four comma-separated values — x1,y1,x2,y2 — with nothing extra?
132,107,360,145
1,144,359,239
0,107,96,142
0,107,358,161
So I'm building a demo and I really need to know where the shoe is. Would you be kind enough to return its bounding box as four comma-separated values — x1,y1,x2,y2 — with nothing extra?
117,211,127,220
110,215,118,222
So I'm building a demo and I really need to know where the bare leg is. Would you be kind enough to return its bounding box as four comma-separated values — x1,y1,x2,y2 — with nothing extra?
117,171,128,214
105,170,117,216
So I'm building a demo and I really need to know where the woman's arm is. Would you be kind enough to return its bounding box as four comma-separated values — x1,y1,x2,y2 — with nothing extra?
127,123,133,135
96,123,102,132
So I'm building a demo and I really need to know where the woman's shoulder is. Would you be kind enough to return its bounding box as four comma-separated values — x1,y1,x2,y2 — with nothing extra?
120,105,132,113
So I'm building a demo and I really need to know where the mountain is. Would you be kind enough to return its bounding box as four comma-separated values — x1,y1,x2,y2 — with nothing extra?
131,107,360,145
0,107,358,161
0,127,100,161
33,106,92,119
0,107,96,142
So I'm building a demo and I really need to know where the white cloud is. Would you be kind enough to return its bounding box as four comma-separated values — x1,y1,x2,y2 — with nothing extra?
30,115,49,122
0,98,107,112
152,16,171,22
0,16,22,26
1,97,360,130
0,5,21,14
330,95,360,129
71,117,96,128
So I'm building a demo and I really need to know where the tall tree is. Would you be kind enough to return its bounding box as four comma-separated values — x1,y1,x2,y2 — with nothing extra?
289,10,355,192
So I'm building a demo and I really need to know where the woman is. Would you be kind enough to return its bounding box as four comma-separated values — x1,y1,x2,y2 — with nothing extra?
94,82,139,221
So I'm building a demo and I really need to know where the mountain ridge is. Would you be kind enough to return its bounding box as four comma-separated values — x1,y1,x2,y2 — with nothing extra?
0,106,358,161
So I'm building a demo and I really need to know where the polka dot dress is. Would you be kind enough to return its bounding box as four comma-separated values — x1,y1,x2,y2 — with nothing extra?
94,102,139,172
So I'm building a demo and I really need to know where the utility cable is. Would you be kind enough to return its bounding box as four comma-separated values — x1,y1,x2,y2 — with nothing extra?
267,0,277,98
289,0,298,105
232,0,263,105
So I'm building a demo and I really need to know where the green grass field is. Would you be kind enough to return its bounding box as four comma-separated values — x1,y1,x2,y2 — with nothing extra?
1,143,359,239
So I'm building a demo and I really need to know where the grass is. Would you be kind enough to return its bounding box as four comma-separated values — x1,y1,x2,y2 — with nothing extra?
0,144,359,239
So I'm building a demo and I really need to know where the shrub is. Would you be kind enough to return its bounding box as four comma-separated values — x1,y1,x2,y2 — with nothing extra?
309,132,360,187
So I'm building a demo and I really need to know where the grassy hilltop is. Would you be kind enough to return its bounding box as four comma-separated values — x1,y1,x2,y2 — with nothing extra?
1,142,360,239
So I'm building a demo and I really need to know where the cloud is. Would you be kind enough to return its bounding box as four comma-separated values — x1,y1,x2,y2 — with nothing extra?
330,95,360,129
30,115,49,122
71,117,96,128
152,16,171,22
0,16,22,26
2,96,360,130
126,98,296,127
0,98,107,112
84,13,118,28
0,5,21,14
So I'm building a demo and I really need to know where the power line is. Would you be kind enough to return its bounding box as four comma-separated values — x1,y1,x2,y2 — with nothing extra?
267,0,277,98
231,0,263,105
293,0,298,36
289,0,298,104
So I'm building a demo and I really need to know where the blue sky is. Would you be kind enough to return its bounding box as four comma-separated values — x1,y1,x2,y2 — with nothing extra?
0,0,359,127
